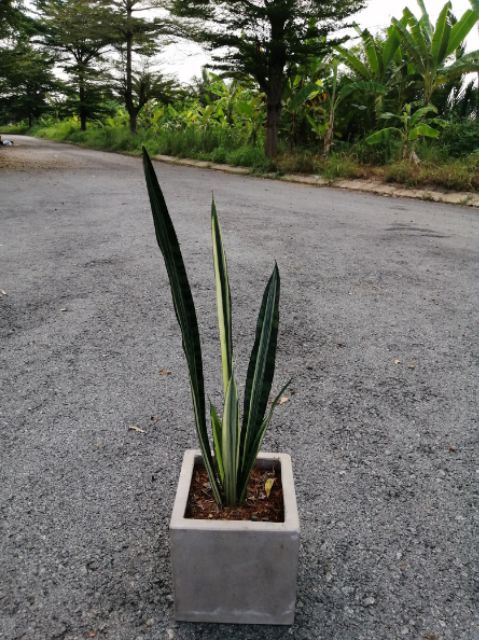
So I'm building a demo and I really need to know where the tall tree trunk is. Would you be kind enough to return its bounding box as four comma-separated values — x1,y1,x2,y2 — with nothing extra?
79,74,87,131
477,24,479,114
265,99,281,157
80,112,87,131
424,73,433,105
289,111,295,152
265,77,283,158
125,35,136,132
125,2,136,133
130,109,138,134
263,9,287,159
323,69,337,156
322,112,334,156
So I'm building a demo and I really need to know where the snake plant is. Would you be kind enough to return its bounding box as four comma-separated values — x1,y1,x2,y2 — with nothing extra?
143,148,289,507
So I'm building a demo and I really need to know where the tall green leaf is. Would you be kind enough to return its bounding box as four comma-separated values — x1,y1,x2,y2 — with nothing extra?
211,199,233,395
446,9,478,56
403,7,430,61
431,2,452,65
366,127,402,145
337,80,387,106
222,375,240,505
382,25,402,69
439,51,479,78
240,264,280,476
417,0,433,36
210,401,224,482
409,104,437,126
471,0,479,16
408,123,441,140
238,378,291,502
336,46,370,79
142,148,222,505
393,15,426,71
361,29,381,77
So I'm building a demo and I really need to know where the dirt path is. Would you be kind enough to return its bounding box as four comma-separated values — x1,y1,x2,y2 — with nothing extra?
0,135,89,171
1,136,478,640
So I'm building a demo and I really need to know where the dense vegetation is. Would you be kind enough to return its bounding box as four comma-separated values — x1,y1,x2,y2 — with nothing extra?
3,0,479,191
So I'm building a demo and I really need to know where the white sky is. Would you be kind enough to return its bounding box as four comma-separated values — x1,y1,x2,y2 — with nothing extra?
158,0,479,83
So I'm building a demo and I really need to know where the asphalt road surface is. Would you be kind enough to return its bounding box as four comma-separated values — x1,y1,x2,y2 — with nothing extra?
1,136,478,640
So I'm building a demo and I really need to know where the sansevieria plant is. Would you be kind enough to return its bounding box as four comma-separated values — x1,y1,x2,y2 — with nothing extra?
142,149,289,507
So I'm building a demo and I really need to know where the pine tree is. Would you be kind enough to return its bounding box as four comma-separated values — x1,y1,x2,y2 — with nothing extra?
171,0,365,157
37,0,113,130
0,42,59,127
0,1,57,126
107,0,173,133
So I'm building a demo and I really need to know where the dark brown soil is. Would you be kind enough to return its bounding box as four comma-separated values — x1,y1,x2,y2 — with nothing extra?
185,464,284,522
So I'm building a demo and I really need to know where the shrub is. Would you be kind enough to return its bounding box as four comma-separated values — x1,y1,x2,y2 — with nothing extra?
226,145,268,169
439,121,479,157
383,162,419,186
352,138,398,165
384,160,479,192
276,151,318,174
318,154,368,180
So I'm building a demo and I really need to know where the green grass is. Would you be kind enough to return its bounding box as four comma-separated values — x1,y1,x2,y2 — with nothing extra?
31,119,272,170
316,154,368,181
269,150,368,179
33,119,150,152
1,123,31,134
25,118,479,193
382,159,479,192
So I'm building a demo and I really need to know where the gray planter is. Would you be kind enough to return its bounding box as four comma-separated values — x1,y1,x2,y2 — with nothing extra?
169,449,300,625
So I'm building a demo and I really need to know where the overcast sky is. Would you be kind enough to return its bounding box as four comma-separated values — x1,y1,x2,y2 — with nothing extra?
158,0,479,83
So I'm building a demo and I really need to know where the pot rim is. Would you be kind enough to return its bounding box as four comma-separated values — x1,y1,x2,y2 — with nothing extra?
170,449,300,533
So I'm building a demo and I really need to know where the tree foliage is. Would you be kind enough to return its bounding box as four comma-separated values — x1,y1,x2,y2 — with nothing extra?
0,1,58,126
171,0,366,156
0,0,31,39
36,0,114,130
107,0,175,132
3,0,479,165
392,0,479,104
0,41,59,126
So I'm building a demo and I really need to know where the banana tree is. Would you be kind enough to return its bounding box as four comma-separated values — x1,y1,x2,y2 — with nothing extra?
469,0,479,104
281,73,309,150
305,60,386,155
336,23,405,120
392,0,479,105
366,103,446,160
231,90,264,145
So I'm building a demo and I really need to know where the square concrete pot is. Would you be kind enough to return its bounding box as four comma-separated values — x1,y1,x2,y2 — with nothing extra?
169,449,300,625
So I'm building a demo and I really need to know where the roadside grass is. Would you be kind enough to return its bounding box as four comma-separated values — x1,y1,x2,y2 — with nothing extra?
379,159,479,192
31,119,273,170
26,119,479,193
1,123,30,134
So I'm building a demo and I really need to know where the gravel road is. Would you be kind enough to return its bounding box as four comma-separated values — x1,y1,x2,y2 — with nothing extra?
1,136,478,640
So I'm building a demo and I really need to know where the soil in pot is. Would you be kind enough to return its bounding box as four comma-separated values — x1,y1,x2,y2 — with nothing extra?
185,463,284,522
